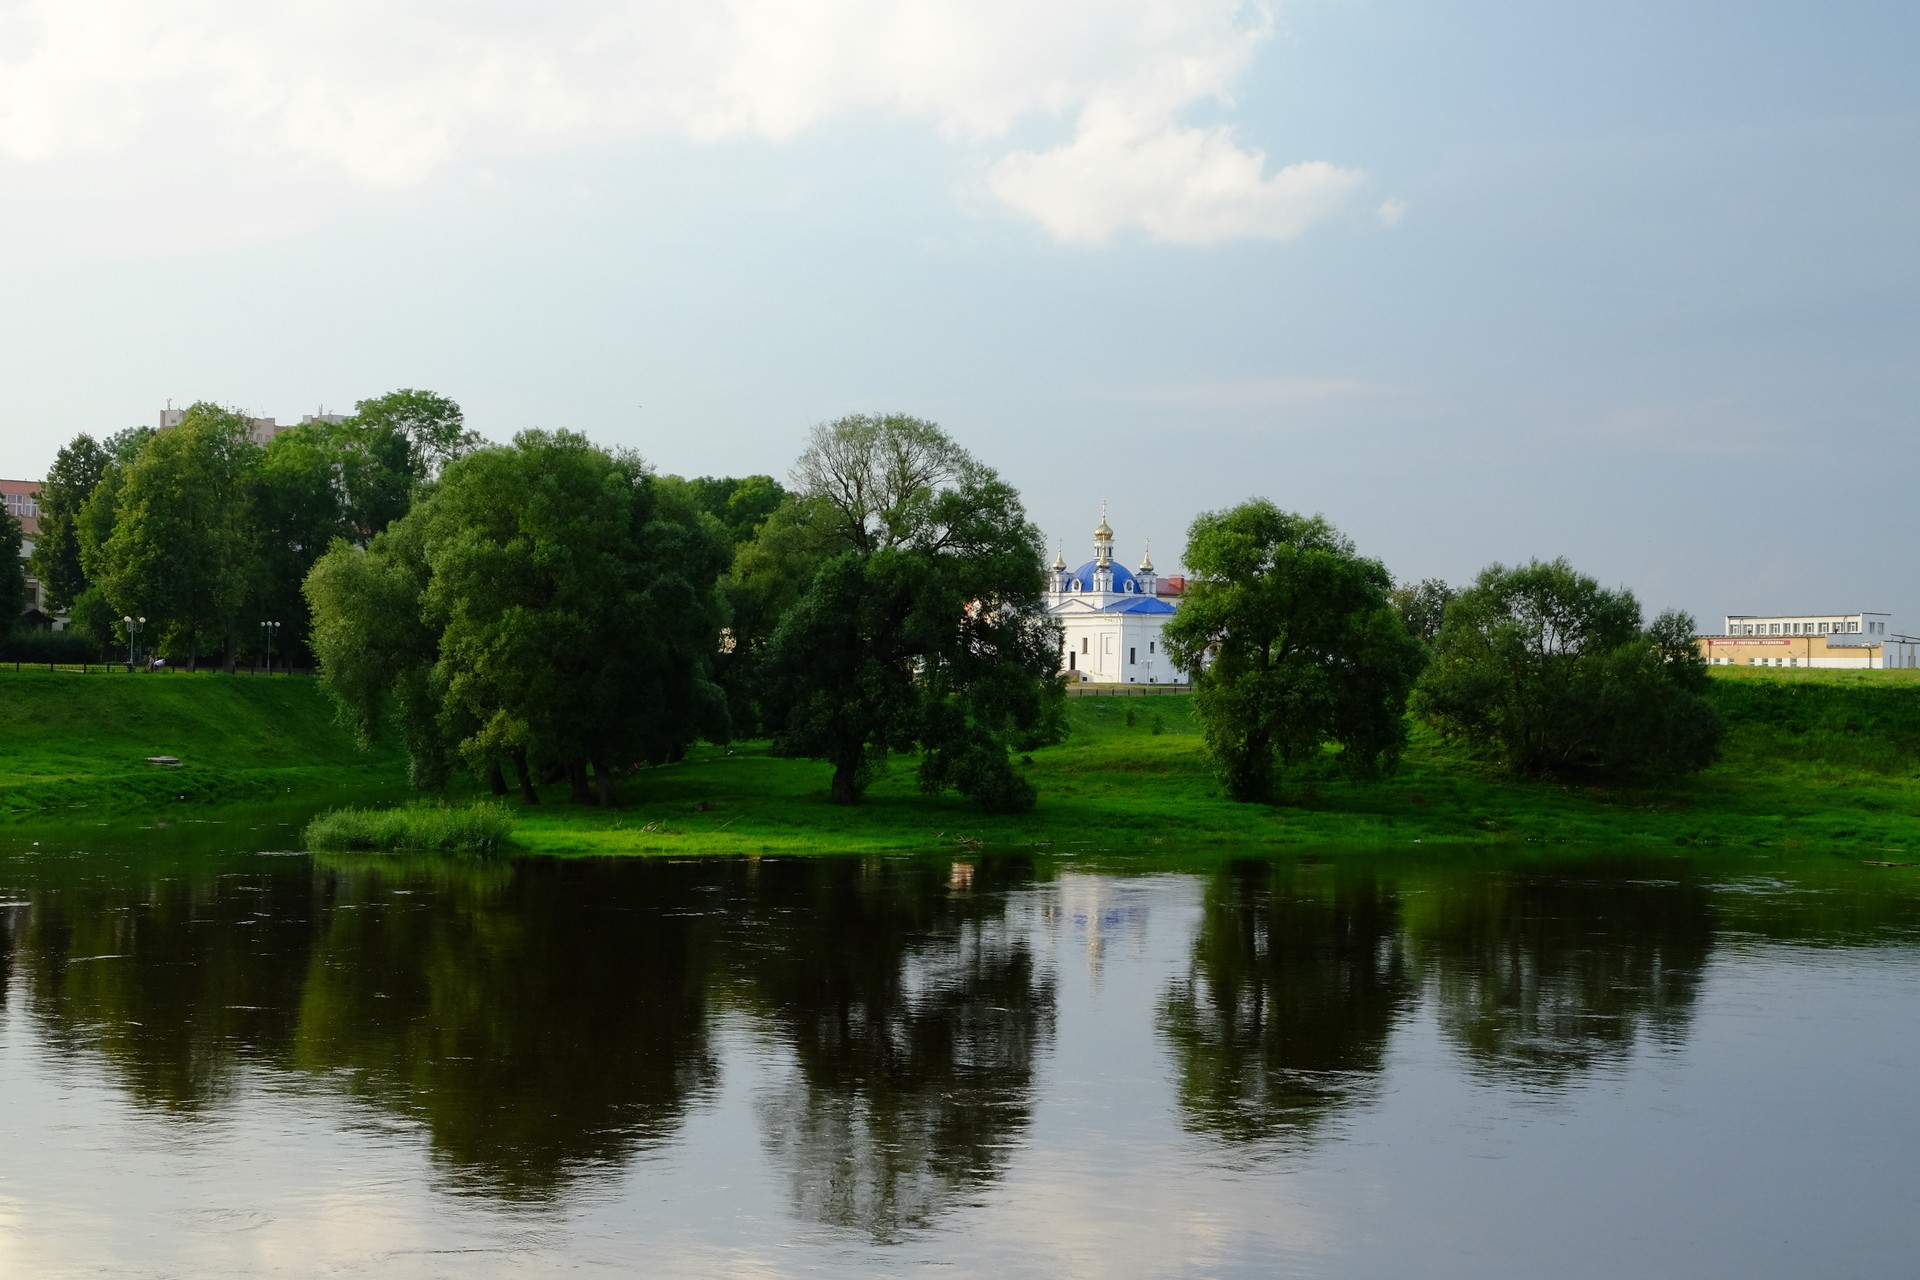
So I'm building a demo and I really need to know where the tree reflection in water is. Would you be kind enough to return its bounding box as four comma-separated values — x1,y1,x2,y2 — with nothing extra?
1413,861,1713,1089
1161,859,1414,1150
0,843,1740,1217
290,854,719,1201
9,858,320,1112
721,856,1055,1242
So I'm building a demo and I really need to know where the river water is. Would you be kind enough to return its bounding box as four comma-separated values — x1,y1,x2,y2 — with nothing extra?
1,817,1917,1277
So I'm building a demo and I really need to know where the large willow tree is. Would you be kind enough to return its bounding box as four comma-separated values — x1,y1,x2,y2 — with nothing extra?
754,414,1062,810
306,430,731,803
1164,500,1424,803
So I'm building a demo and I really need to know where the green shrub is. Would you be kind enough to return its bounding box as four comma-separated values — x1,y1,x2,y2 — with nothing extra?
304,801,513,853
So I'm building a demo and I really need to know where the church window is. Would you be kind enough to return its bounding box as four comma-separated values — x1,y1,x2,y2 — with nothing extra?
1081,637,1088,654
1149,641,1155,654
1129,647,1137,665
1068,651,1075,670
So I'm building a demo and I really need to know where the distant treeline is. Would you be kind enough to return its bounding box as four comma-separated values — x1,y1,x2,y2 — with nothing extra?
6,393,1724,810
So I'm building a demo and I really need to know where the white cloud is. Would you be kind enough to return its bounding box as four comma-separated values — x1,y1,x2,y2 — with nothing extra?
0,0,1363,248
1376,197,1408,227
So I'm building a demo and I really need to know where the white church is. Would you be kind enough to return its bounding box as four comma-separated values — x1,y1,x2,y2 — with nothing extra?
1045,509,1187,685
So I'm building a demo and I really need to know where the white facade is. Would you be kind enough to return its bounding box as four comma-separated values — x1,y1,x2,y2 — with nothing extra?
1723,612,1892,639
1702,611,1914,669
1043,511,1185,685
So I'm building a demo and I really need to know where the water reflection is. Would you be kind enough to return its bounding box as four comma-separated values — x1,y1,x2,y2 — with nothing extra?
1161,860,1412,1148
0,835,1917,1254
292,856,718,1200
12,863,318,1111
1414,864,1713,1088
720,858,1054,1241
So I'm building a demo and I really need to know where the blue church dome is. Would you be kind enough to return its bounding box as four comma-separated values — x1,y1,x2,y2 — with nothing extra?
1065,561,1144,594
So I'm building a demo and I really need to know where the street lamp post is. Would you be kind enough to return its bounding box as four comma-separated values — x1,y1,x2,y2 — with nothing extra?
261,620,281,675
121,615,145,670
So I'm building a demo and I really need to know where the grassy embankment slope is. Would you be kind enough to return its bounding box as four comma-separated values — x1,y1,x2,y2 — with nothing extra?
511,667,1920,855
0,669,406,815
4,666,1918,854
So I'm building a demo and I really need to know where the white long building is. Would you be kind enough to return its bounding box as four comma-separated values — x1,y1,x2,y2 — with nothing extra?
1701,611,1917,669
1043,511,1186,685
1723,612,1891,639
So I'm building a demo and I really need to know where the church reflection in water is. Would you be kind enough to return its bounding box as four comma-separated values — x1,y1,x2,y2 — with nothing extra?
0,842,1907,1230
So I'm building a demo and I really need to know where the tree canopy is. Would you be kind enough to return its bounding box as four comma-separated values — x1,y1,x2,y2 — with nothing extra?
1163,500,1425,803
84,404,259,669
26,433,111,613
0,506,24,625
306,430,731,804
1413,557,1722,779
755,414,1062,810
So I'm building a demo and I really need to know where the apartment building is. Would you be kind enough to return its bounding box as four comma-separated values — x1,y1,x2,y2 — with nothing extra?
159,407,347,447
1,478,51,625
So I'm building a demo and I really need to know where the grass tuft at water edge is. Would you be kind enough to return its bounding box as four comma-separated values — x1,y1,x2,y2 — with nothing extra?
304,801,514,853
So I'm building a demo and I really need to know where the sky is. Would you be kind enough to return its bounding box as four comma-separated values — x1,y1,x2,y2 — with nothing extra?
1,0,1915,629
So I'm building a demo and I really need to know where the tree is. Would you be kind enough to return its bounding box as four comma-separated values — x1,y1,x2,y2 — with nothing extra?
757,414,1062,809
714,494,836,735
689,474,787,546
305,515,448,788
27,433,112,612
348,388,478,484
88,405,258,670
1412,557,1722,779
1391,577,1455,646
0,506,24,627
1163,501,1425,803
307,431,731,804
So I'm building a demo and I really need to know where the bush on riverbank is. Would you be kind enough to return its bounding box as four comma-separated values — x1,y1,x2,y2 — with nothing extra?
304,802,513,853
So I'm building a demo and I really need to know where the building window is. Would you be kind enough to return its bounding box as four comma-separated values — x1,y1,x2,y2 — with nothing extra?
1068,651,1075,670
1149,641,1155,654
1851,622,1861,633
1081,637,1088,654
1130,646,1137,665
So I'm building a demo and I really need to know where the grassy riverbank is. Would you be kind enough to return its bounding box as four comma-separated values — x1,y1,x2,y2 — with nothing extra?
5,666,1918,853
510,668,1920,856
0,669,406,815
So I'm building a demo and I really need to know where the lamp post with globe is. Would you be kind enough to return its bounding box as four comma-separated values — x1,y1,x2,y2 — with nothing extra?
121,615,145,671
260,620,281,675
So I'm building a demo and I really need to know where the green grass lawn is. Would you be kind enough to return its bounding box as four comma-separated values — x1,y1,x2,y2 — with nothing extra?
509,670,1920,856
6,665,1918,855
0,668,406,815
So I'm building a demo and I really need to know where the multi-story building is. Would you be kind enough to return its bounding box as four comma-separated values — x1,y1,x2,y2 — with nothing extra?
1699,612,1915,669
158,407,347,447
1043,509,1186,685
1,478,51,626
1723,612,1890,638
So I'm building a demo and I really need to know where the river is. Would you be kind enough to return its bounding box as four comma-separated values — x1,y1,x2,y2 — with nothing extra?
2,816,1917,1277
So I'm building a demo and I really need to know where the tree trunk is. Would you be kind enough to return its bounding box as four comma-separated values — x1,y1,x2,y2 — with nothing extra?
187,633,198,672
566,760,594,805
513,750,539,804
487,763,508,796
829,757,861,805
591,755,614,807
223,622,237,675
